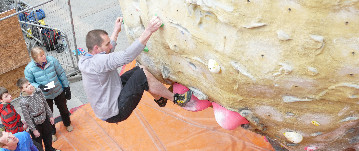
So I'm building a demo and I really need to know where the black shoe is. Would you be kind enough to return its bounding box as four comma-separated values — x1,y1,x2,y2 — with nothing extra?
153,85,173,107
154,97,167,107
173,90,193,107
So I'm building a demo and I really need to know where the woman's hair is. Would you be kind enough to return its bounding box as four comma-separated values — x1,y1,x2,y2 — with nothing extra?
30,47,45,62
0,87,8,100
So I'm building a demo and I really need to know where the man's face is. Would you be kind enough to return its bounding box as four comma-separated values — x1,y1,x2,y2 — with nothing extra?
97,34,113,54
22,82,35,95
0,93,12,103
0,131,19,150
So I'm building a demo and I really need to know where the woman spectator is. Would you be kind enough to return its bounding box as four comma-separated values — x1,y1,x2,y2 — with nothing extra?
24,47,73,142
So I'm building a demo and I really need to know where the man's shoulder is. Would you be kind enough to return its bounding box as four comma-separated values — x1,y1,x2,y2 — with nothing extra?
14,131,29,138
14,132,31,151
78,54,103,71
78,54,92,65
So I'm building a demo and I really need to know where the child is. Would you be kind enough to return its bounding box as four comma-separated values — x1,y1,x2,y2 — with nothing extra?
0,87,27,134
17,78,60,151
0,131,38,151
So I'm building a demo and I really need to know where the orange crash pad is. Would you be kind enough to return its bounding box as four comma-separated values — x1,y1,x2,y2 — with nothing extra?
52,61,273,150
52,94,273,150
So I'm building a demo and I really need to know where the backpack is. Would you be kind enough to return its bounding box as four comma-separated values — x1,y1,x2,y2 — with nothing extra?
41,28,63,53
27,9,45,22
18,9,45,22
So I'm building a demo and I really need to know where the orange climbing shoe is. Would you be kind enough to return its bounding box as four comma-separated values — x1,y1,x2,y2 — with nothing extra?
174,90,193,107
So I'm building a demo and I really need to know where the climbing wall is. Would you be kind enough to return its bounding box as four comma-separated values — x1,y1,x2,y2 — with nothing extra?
0,9,30,98
118,1,359,150
0,9,29,74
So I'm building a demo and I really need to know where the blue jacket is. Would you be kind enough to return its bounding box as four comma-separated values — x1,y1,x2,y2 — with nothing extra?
24,56,69,99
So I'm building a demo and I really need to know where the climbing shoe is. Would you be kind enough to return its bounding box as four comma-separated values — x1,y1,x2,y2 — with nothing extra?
174,90,193,107
154,97,167,107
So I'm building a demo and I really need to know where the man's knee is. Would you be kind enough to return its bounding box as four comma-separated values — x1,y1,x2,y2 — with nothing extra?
138,65,151,80
138,65,148,72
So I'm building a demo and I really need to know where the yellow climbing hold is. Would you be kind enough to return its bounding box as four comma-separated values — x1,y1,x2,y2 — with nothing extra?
311,120,320,126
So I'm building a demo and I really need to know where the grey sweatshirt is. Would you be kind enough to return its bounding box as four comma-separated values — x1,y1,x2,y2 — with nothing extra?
19,88,53,131
78,40,145,120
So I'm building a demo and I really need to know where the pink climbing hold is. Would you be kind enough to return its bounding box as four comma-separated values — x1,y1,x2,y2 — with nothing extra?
172,83,211,111
173,83,190,94
264,136,269,142
212,102,249,130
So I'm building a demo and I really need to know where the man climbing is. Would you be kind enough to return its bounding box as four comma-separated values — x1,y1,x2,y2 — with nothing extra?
78,16,192,123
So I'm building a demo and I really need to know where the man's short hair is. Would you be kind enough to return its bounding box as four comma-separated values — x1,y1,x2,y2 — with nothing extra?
0,87,8,100
86,29,108,52
17,78,28,89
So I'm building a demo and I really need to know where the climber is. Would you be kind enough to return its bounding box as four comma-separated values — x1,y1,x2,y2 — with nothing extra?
78,16,193,123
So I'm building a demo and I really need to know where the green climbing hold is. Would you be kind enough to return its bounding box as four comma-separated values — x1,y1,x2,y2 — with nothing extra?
143,46,149,52
155,14,164,27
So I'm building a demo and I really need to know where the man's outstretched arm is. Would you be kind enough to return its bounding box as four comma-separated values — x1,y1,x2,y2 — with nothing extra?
138,16,162,46
110,17,123,42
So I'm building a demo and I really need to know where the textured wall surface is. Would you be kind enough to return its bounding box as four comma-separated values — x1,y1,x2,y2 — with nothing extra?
0,9,30,74
0,9,29,98
119,1,359,150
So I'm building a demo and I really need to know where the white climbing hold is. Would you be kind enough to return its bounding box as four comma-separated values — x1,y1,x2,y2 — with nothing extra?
273,63,293,76
277,30,291,41
243,22,266,29
310,35,324,43
231,61,256,81
307,67,318,75
284,131,303,144
208,59,221,73
282,96,313,103
189,87,208,100
340,116,359,122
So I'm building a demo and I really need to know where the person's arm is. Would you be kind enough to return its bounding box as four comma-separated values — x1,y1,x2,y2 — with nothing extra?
19,99,36,132
109,17,122,53
51,56,69,87
92,16,163,71
138,16,162,46
110,17,123,43
24,66,39,88
0,110,11,129
1,105,19,130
